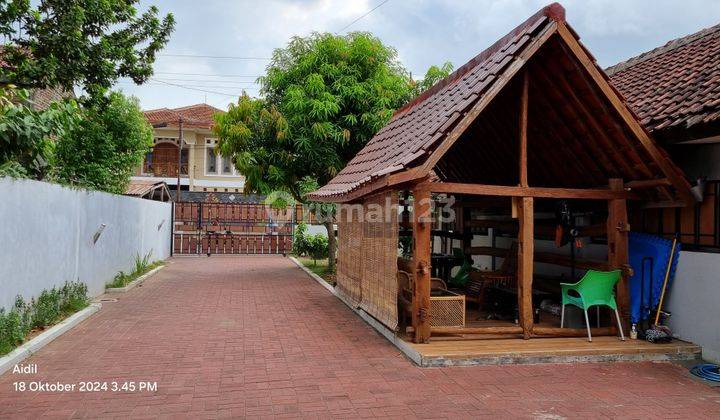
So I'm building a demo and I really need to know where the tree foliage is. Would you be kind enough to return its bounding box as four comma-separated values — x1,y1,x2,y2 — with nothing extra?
219,32,452,200
53,91,153,194
215,31,452,269
0,0,175,101
412,61,453,96
214,93,291,195
256,32,415,189
0,86,79,179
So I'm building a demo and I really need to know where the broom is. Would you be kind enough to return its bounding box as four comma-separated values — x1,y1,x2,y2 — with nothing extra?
646,237,677,343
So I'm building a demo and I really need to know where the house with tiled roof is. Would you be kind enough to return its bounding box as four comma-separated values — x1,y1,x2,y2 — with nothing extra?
607,22,720,182
133,103,248,199
607,20,720,363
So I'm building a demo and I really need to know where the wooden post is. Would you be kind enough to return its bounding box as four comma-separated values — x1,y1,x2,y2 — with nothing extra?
517,196,534,339
412,188,432,343
519,70,529,188
175,117,183,202
607,178,630,331
516,71,533,339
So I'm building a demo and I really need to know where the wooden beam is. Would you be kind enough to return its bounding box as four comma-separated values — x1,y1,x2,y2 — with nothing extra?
532,326,617,337
607,178,630,333
467,246,611,271
430,326,524,335
641,200,688,209
625,178,672,189
419,182,638,200
534,252,610,272
412,187,432,343
519,70,529,187
466,219,606,237
517,197,534,339
556,23,693,204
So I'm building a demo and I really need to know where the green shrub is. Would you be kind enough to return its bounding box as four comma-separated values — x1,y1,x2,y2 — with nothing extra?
306,234,329,265
0,281,89,356
293,222,310,256
32,288,61,329
106,251,163,288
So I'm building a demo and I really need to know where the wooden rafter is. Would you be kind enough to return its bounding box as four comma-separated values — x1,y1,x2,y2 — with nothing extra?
418,182,639,200
555,23,693,204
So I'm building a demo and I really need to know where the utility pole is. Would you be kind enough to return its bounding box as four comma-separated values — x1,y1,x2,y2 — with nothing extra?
175,116,183,202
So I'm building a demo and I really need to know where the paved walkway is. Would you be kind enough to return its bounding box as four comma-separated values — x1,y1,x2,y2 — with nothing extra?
1,256,719,419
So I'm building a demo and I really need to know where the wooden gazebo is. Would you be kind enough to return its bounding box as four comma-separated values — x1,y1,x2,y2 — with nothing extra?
308,3,692,345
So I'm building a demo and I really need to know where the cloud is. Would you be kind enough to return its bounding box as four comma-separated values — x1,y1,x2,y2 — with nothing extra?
122,0,720,109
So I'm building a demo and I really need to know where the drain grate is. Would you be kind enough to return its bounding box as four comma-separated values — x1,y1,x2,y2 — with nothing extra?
97,298,118,303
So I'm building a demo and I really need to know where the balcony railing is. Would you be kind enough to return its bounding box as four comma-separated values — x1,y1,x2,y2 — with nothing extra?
143,162,188,177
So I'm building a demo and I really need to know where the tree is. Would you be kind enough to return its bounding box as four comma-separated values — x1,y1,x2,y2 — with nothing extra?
0,86,79,179
216,32,452,270
0,0,175,101
53,91,153,194
412,62,453,96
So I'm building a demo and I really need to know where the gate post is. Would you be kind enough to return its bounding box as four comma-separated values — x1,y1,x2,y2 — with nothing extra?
170,201,175,257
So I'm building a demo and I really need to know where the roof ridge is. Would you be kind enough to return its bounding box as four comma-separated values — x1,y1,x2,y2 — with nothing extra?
394,2,565,116
143,107,172,113
173,103,223,112
606,21,720,76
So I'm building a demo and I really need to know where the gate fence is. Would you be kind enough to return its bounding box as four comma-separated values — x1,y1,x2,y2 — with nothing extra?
172,202,305,255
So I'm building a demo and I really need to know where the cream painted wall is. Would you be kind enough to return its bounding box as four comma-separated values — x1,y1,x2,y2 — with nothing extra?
135,128,246,193
189,133,245,193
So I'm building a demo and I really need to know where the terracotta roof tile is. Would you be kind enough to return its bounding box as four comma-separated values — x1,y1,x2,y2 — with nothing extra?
144,103,224,129
309,4,563,200
606,23,720,133
125,179,167,196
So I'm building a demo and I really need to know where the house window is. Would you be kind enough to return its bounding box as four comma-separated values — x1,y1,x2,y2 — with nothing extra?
143,151,153,173
206,147,217,174
221,155,233,174
205,143,237,176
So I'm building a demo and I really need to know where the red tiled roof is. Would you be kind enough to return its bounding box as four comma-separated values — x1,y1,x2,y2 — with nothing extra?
606,23,720,135
308,4,564,200
144,103,224,129
125,179,168,196
28,86,75,110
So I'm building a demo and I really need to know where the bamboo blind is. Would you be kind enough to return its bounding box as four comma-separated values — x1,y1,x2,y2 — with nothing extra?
336,204,363,306
359,192,399,331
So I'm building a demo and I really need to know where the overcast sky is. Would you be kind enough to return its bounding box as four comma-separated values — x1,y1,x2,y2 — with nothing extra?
118,0,720,110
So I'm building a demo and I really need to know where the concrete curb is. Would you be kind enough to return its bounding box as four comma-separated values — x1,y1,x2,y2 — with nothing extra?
0,303,101,376
105,265,165,293
288,256,423,366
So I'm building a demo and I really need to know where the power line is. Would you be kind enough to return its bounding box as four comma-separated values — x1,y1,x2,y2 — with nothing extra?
150,77,259,85
158,53,271,60
337,0,390,33
146,78,246,97
154,82,259,90
154,71,262,78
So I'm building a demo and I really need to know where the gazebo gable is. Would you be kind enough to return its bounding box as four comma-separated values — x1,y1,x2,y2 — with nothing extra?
309,3,692,205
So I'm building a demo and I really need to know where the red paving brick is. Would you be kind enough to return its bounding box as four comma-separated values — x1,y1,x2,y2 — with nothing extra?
1,256,719,419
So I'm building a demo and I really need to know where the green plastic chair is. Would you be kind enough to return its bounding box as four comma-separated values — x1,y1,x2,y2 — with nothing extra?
449,249,474,287
560,269,625,342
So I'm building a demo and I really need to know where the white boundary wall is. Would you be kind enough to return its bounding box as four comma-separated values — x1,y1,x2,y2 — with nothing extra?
0,178,172,309
666,251,720,363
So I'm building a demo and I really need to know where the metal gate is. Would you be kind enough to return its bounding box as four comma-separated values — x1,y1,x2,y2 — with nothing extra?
172,202,297,255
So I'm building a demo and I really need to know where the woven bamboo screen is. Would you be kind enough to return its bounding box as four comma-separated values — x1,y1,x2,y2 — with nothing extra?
359,192,399,331
336,204,363,306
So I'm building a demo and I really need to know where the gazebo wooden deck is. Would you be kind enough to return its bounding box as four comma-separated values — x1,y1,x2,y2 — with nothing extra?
308,3,700,363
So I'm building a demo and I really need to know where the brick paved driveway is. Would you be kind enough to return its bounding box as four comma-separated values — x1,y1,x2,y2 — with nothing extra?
1,256,719,419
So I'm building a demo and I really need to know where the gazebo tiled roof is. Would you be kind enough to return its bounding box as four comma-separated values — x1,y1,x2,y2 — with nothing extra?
309,3,691,203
